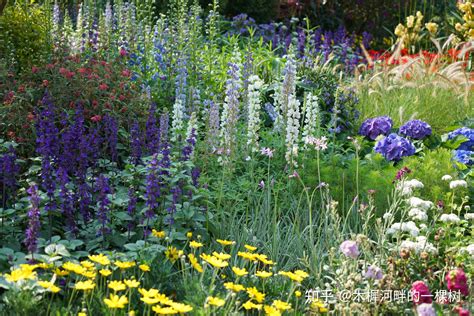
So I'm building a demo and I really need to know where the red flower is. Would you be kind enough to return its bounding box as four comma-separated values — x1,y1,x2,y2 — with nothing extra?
411,281,432,305
90,115,102,122
446,269,469,296
42,80,49,87
120,48,127,56
121,69,131,77
31,66,39,74
27,112,35,121
78,67,88,75
458,308,470,316
92,100,98,108
119,94,126,101
99,83,109,91
65,71,75,79
59,67,68,75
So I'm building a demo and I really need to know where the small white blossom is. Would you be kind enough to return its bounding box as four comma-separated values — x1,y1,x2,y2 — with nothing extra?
441,175,453,181
449,180,468,189
464,213,474,220
408,197,433,210
408,208,428,221
439,213,460,223
400,236,437,254
462,244,474,256
387,221,419,236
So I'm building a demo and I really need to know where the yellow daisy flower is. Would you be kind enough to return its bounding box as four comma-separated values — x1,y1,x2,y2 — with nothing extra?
232,266,248,277
212,252,231,260
152,229,166,238
206,296,225,307
244,244,257,252
88,253,110,265
74,280,96,291
124,279,140,288
37,280,61,293
99,269,112,277
189,241,203,249
139,264,151,272
103,293,128,309
246,287,265,303
255,271,273,278
216,239,235,246
224,282,245,292
200,254,228,268
242,300,263,310
108,280,126,292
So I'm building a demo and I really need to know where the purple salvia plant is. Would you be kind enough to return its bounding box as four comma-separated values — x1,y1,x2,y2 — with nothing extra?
130,120,143,165
146,103,160,154
25,184,41,255
57,167,77,235
103,114,118,162
96,174,112,236
127,187,137,237
1,146,20,205
166,185,182,226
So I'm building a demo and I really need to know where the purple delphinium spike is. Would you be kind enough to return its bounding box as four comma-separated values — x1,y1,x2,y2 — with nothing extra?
146,103,160,154
130,120,143,165
36,92,60,159
25,184,41,255
166,185,182,225
181,128,196,161
41,158,56,213
103,114,118,162
144,154,160,237
96,174,111,236
57,167,77,235
127,187,137,236
1,146,20,206
191,167,200,187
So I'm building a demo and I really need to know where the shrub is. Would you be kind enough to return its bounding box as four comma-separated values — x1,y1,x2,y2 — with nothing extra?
0,2,51,70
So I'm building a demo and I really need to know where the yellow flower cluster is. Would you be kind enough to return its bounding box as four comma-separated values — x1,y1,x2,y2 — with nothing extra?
1,240,313,315
393,11,438,49
456,1,474,39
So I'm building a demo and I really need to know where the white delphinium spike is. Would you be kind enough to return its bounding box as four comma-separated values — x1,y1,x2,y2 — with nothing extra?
246,75,264,153
285,93,301,167
302,92,321,149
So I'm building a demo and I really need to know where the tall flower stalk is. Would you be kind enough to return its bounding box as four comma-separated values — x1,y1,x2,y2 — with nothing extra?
246,75,264,153
219,48,242,160
25,184,41,257
302,92,321,149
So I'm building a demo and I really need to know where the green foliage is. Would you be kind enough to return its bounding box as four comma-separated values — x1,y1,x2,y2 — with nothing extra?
403,147,458,202
357,84,474,133
0,2,51,70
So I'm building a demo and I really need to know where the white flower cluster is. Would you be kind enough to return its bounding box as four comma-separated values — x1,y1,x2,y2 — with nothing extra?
246,75,264,152
441,175,452,181
171,98,185,141
285,94,301,167
302,92,321,149
464,213,474,220
400,236,438,254
408,208,428,221
387,221,419,237
397,179,424,196
462,244,474,257
438,213,461,223
408,197,433,210
449,180,468,189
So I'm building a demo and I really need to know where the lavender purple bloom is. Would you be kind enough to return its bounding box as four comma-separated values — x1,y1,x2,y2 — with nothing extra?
339,240,359,259
1,146,20,205
146,103,160,154
448,127,473,151
375,133,416,161
96,174,111,236
25,184,41,254
399,120,432,140
359,116,393,140
145,154,161,233
130,121,143,165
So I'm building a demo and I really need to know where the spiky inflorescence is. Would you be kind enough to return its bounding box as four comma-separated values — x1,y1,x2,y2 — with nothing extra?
246,75,264,152
302,92,321,148
219,49,242,158
25,184,41,254
205,99,220,150
275,52,297,130
285,94,301,167
130,120,143,165
171,58,188,142
96,174,112,236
